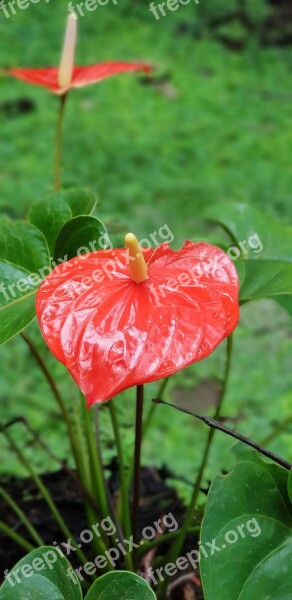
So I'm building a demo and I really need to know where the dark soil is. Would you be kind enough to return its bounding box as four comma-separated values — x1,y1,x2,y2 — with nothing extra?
0,97,35,118
0,466,204,599
175,1,292,50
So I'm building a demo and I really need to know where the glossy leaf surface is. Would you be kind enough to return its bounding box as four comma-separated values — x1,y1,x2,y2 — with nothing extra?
0,219,50,344
54,216,107,262
200,445,292,600
29,188,98,255
205,202,292,309
85,571,156,600
0,546,82,600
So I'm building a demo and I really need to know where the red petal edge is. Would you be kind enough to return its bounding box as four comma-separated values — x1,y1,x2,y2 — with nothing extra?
7,63,151,93
71,62,151,88
36,242,239,406
8,68,60,92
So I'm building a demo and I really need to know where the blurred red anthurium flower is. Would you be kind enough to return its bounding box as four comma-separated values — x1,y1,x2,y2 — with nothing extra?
6,13,150,95
36,235,239,407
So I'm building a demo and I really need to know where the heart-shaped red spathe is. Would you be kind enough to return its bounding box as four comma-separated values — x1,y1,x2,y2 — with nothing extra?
8,63,151,94
36,241,239,406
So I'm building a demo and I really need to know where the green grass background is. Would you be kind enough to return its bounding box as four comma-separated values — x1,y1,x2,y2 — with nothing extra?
0,0,291,501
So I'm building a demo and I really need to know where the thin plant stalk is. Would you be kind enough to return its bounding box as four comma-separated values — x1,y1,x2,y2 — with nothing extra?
260,416,292,447
155,401,292,471
137,526,200,557
143,377,169,438
75,394,111,570
108,400,131,538
74,399,110,555
21,333,84,477
54,94,67,191
80,397,126,557
21,333,105,524
82,397,109,520
93,405,128,553
0,487,44,547
21,337,109,559
5,415,107,526
71,388,91,492
84,501,110,561
125,377,169,501
132,385,144,554
157,335,233,598
1,426,90,568
0,522,35,553
68,391,110,556
92,404,125,547
108,401,133,571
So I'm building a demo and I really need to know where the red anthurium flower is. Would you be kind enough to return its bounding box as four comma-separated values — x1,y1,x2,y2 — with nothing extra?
7,14,150,95
36,235,239,407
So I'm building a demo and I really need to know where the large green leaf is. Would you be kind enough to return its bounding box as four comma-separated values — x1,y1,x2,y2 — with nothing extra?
0,546,82,600
200,444,292,600
205,203,292,308
85,571,156,600
54,215,108,262
0,219,50,344
288,470,292,505
29,188,98,254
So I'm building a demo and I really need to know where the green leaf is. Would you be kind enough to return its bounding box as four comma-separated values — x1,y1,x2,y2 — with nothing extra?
288,470,292,505
276,295,292,316
0,219,50,344
239,259,292,302
54,215,108,262
205,202,291,262
238,539,292,600
200,444,292,600
205,203,292,306
0,218,50,273
85,571,156,600
0,546,82,600
0,264,37,344
0,575,65,600
29,188,98,255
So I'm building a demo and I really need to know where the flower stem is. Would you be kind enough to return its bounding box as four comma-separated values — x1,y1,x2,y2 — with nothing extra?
132,385,144,554
157,335,233,598
54,94,67,191
125,378,169,501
